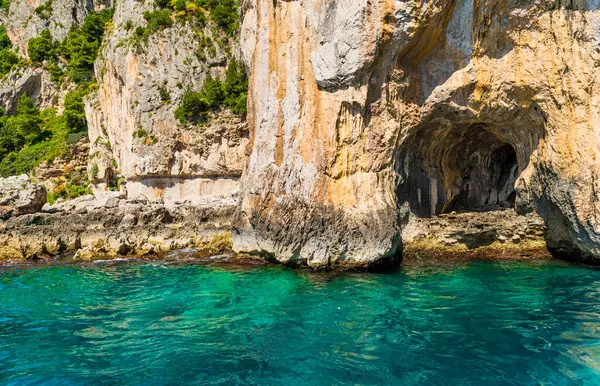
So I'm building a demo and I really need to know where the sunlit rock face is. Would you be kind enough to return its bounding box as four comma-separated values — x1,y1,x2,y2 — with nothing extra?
85,0,249,202
234,0,600,267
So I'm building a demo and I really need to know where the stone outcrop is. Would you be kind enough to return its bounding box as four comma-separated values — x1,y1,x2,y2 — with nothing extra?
402,210,549,262
85,0,248,202
0,175,46,219
0,68,60,113
32,138,90,192
4,0,600,269
234,0,600,268
0,195,235,261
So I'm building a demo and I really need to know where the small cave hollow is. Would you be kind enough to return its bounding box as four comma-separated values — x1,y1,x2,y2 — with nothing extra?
448,135,518,212
397,121,542,218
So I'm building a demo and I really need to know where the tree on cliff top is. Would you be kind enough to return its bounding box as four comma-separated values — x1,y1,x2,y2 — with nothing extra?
27,9,114,84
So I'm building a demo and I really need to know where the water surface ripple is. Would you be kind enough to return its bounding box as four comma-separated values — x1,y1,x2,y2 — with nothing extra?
2,260,600,384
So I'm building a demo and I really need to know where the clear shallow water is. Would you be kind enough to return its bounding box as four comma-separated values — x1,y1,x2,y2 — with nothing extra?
2,261,600,385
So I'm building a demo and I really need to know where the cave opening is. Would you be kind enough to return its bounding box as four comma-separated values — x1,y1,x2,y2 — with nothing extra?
397,121,541,218
448,134,519,213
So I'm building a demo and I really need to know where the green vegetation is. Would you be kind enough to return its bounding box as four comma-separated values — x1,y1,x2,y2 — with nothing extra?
132,10,173,45
123,20,134,31
27,9,114,84
0,9,109,195
90,163,98,179
27,30,56,63
63,88,87,132
174,58,247,124
175,88,209,125
158,84,171,103
0,0,10,11
61,9,114,83
34,0,53,20
130,0,239,49
0,9,114,177
133,128,147,139
133,128,158,145
46,170,92,204
200,0,239,35
222,57,247,114
0,26,22,77
0,26,10,49
0,86,90,177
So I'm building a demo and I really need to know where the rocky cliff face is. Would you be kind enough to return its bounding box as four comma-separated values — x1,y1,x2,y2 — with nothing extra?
0,68,58,113
86,0,248,202
235,0,600,268
4,0,600,269
0,0,111,55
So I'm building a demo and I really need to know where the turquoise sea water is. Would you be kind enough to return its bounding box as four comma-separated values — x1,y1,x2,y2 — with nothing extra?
2,260,600,385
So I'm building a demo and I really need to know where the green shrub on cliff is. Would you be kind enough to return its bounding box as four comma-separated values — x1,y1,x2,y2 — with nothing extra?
0,11,110,179
0,108,70,177
201,73,225,109
34,0,53,20
27,9,113,84
46,174,92,204
223,57,247,114
133,10,173,45
0,26,20,77
152,0,238,36
90,163,98,179
59,8,114,83
0,26,10,49
201,0,239,35
175,58,247,124
0,48,19,77
0,86,91,177
175,89,208,124
63,88,87,132
27,30,56,63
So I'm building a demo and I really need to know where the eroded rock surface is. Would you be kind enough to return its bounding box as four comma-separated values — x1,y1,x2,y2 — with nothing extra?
402,210,549,262
0,68,60,113
0,196,235,261
235,0,600,267
0,175,46,219
86,0,248,202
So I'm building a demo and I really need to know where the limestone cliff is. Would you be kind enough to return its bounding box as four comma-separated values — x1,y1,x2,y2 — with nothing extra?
0,0,112,55
86,0,249,202
234,0,600,268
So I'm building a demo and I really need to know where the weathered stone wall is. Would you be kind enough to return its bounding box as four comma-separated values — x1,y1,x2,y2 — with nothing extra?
235,0,600,267
85,0,249,202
